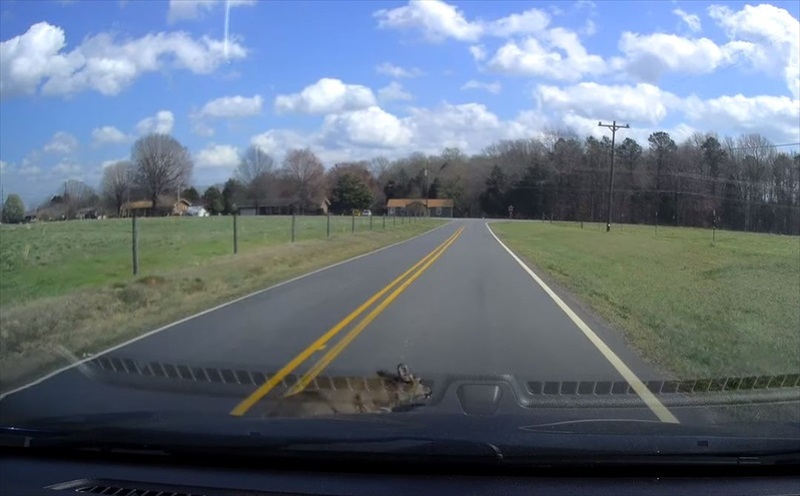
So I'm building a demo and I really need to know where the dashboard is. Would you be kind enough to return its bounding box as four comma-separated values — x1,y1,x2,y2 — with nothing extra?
3,450,799,496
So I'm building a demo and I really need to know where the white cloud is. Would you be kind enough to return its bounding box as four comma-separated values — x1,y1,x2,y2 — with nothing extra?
0,22,247,99
673,8,702,32
535,82,681,125
617,32,734,81
44,131,78,154
378,82,413,103
469,45,486,61
167,0,255,23
375,0,482,42
533,81,800,144
192,121,215,137
248,101,543,160
708,4,799,99
461,80,502,94
323,106,412,148
246,87,797,165
616,4,798,98
403,102,532,153
101,157,128,169
52,159,82,178
91,126,130,147
682,94,800,142
374,1,550,42
195,144,239,169
18,164,43,177
487,28,605,81
136,110,175,135
582,19,597,36
376,62,422,78
488,8,550,37
250,130,308,158
198,94,263,118
275,78,376,114
0,160,9,174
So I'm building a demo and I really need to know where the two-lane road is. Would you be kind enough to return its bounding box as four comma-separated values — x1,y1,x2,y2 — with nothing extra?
0,220,684,424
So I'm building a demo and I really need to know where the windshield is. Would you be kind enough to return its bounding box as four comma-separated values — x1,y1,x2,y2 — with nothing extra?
0,0,798,461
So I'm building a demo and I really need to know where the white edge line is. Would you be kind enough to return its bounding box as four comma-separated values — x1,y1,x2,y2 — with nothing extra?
485,223,680,424
0,220,454,401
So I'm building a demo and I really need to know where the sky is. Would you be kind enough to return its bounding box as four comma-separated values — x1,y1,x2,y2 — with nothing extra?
0,0,798,207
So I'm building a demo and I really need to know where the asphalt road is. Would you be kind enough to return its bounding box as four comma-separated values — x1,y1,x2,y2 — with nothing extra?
0,220,700,424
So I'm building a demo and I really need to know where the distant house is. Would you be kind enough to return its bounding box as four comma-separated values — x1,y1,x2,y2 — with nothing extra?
387,198,454,218
238,197,330,216
120,198,191,217
173,198,191,216
76,207,105,220
23,211,38,223
34,204,67,221
186,206,209,217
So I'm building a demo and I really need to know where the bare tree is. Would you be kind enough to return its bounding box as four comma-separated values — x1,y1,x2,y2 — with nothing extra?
282,148,325,214
55,180,99,219
369,156,391,180
132,134,193,214
236,146,275,209
101,160,134,216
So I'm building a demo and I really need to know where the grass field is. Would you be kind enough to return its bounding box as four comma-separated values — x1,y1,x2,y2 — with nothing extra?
0,214,407,306
490,221,800,379
0,215,443,391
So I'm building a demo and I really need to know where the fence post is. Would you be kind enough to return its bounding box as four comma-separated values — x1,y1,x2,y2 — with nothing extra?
401,214,404,225
291,213,296,242
655,211,659,237
233,214,238,254
383,214,386,229
351,212,355,233
712,209,716,245
369,213,373,231
131,214,139,276
327,212,331,238
393,214,396,226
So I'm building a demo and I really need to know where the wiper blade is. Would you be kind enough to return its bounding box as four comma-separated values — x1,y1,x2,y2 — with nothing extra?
0,423,504,463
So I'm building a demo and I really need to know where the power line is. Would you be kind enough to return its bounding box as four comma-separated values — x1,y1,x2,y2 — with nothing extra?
726,142,800,151
550,167,799,189
509,184,800,210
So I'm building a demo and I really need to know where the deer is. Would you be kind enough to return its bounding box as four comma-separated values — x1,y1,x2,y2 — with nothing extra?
263,364,431,418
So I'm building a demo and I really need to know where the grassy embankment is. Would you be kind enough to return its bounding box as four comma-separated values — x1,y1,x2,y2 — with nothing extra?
0,215,444,391
491,221,800,378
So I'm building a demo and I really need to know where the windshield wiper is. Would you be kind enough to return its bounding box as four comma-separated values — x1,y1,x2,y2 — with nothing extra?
0,420,505,464
3,412,799,467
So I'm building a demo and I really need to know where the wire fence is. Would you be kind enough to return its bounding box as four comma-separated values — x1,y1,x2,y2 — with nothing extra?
129,212,431,276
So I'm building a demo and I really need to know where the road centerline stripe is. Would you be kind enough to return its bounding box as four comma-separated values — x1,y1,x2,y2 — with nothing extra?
485,223,680,424
229,227,463,416
285,227,465,396
0,220,452,401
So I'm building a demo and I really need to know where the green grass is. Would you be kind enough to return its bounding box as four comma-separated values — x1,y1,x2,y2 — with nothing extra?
490,221,800,379
0,217,444,391
0,215,401,306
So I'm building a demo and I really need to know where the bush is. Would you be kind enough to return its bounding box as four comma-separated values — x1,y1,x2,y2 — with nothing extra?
1,194,25,224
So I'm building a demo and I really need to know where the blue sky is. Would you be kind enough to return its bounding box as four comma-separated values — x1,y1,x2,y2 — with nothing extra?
1,0,798,207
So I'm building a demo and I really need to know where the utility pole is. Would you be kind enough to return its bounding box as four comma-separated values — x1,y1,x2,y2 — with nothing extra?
598,120,629,232
423,160,448,218
424,166,429,217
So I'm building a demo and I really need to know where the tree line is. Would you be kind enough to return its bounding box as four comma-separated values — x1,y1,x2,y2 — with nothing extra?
2,129,797,235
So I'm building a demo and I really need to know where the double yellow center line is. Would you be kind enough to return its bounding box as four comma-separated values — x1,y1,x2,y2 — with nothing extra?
230,226,464,416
